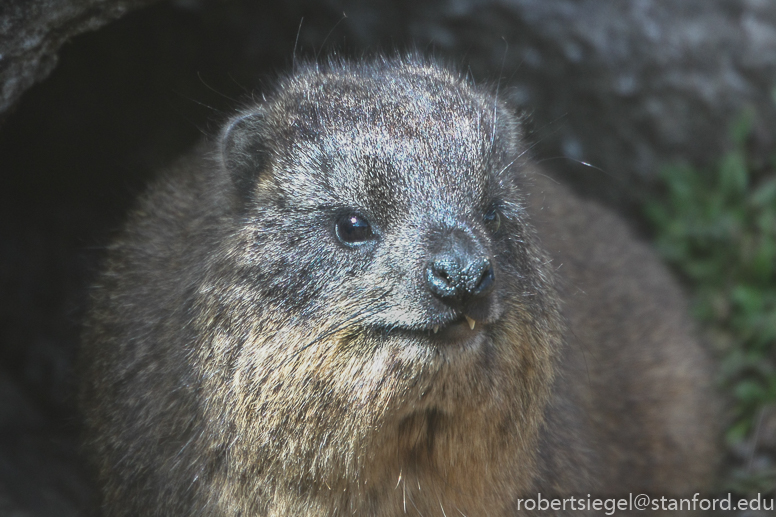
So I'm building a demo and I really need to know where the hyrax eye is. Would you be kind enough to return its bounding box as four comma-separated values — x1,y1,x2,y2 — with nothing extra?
484,207,501,233
335,213,375,245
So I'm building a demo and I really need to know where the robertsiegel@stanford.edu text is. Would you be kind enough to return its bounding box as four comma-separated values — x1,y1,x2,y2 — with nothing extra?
515,493,774,514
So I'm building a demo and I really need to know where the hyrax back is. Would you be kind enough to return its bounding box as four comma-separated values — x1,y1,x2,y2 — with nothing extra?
80,58,718,516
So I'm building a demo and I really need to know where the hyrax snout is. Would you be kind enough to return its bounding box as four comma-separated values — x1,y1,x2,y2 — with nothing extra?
80,57,719,516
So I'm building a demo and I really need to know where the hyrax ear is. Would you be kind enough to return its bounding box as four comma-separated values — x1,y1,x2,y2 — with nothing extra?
220,109,272,205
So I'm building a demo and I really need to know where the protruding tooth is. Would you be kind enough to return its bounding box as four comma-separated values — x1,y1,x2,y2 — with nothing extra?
433,325,439,334
465,315,476,330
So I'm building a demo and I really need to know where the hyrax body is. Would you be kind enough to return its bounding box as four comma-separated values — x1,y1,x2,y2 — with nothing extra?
80,58,718,516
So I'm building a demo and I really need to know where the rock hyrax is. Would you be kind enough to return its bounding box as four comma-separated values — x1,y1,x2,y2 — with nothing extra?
80,57,718,516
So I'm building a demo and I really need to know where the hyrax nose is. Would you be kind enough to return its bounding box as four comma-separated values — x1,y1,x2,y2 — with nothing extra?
426,234,495,306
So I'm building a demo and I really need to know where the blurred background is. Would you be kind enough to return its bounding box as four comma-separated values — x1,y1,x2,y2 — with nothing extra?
1,0,775,514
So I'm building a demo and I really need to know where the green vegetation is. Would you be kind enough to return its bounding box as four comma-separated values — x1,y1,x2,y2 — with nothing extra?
644,110,776,494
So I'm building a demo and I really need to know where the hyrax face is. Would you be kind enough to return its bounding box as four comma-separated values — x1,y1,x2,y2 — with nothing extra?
82,60,566,514
207,61,559,426
178,62,565,502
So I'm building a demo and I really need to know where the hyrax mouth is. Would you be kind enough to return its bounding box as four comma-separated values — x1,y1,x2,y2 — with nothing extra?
436,314,478,333
425,313,492,343
371,312,492,350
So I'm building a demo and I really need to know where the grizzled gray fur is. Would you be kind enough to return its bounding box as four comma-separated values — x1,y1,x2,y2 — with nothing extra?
80,57,718,516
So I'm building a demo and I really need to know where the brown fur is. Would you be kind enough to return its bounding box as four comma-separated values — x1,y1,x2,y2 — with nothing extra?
79,57,718,516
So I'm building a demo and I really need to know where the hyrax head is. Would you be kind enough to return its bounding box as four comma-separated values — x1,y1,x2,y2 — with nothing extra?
208,58,558,419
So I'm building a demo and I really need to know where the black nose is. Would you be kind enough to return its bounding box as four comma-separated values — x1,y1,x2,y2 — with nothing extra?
426,241,495,306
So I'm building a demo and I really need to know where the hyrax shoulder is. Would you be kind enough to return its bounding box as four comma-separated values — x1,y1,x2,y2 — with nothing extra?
80,57,719,516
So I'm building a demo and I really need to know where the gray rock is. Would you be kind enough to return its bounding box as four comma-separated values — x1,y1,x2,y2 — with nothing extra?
757,404,776,453
0,0,157,117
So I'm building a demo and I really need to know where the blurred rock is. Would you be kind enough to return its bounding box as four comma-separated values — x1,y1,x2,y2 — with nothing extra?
758,404,776,452
0,0,157,118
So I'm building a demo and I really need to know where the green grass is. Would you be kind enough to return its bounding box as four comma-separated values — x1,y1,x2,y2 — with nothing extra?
644,110,776,494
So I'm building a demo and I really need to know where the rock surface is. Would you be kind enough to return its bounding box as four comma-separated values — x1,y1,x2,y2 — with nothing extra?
0,0,156,118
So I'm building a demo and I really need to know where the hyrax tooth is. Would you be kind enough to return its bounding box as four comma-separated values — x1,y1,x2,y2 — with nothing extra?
433,326,439,334
465,315,476,330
